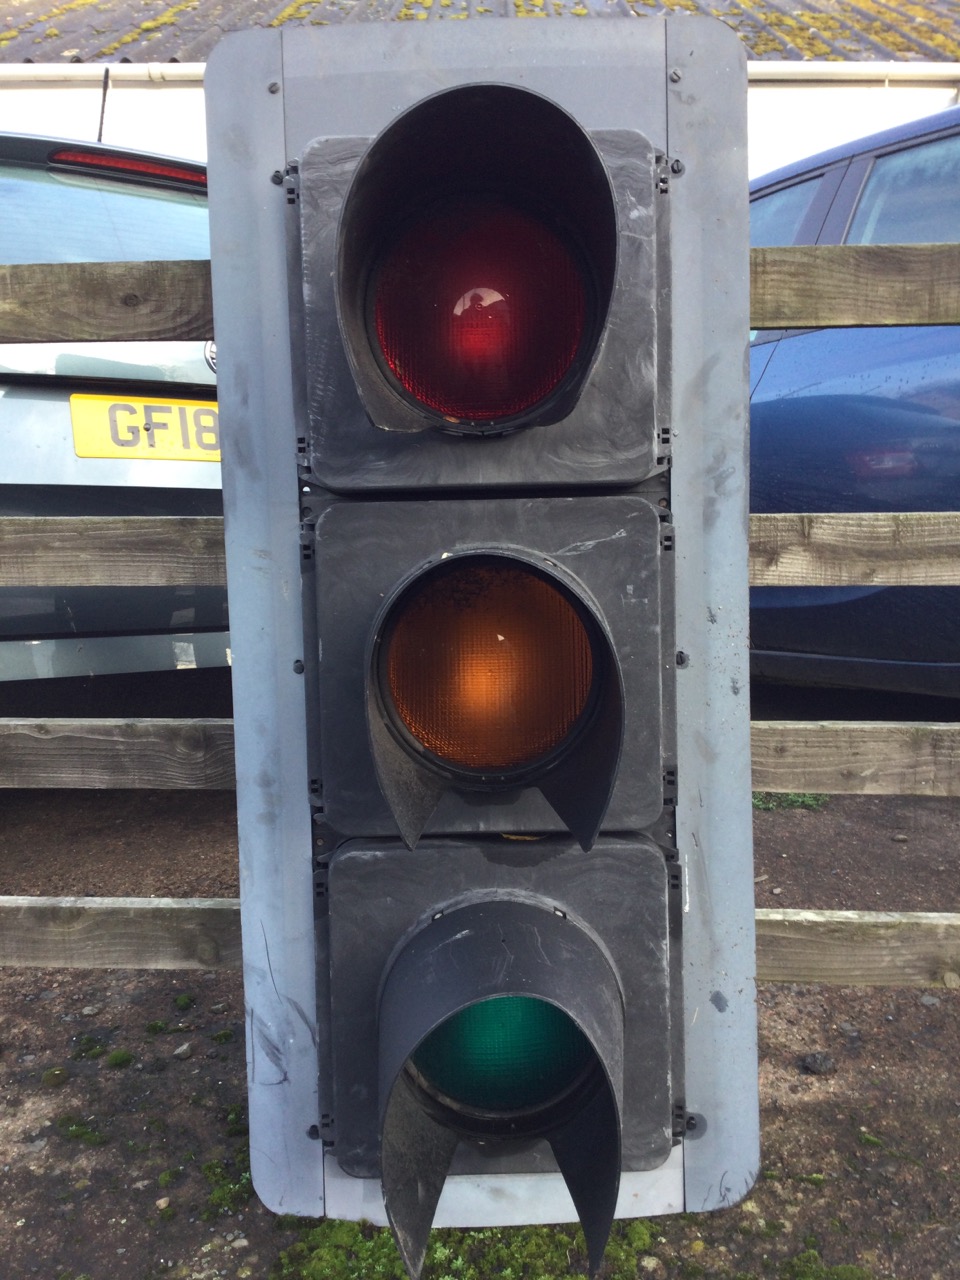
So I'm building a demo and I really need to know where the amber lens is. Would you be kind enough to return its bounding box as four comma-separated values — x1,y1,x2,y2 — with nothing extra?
383,560,595,773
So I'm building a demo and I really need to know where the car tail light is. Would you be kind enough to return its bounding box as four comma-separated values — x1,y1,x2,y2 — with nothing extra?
846,448,917,478
48,147,207,189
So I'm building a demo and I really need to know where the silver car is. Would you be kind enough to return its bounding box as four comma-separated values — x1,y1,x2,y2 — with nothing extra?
0,133,228,716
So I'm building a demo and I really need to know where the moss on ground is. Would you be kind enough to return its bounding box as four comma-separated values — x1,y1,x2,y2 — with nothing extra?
268,1219,878,1280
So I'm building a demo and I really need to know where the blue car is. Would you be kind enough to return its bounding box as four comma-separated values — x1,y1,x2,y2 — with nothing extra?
750,105,960,700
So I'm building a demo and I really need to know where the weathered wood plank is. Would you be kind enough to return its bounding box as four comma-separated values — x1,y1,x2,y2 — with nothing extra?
756,909,960,988
2,718,959,794
2,896,957,985
0,516,225,588
3,511,960,590
0,896,241,969
751,243,960,329
0,719,235,789
2,245,959,344
750,512,960,588
0,260,213,343
751,721,960,796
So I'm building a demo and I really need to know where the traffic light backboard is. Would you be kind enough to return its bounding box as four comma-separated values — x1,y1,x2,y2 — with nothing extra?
207,18,756,1277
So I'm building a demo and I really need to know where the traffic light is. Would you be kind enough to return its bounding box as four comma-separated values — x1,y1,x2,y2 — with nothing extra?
207,17,757,1278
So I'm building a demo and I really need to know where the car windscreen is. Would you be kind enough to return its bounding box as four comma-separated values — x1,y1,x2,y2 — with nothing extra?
1,164,209,264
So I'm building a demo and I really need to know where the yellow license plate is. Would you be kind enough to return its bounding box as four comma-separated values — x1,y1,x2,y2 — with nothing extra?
70,394,221,462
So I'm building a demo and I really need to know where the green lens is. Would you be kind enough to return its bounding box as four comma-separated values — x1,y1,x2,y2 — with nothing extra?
411,995,593,1113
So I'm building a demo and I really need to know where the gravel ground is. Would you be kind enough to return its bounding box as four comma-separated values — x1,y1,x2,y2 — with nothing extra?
1,788,958,1279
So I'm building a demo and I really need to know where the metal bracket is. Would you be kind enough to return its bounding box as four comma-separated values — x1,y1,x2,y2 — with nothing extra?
283,161,301,205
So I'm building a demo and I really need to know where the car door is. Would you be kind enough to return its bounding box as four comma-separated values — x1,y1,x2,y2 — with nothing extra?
749,121,960,697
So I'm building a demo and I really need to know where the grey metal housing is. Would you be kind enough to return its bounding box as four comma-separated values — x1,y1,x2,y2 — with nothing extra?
206,15,756,1228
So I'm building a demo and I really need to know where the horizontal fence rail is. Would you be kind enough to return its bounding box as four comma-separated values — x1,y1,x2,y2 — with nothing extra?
750,722,960,796
0,516,225,588
0,897,242,970
3,511,960,590
754,910,960,988
0,719,237,789
749,512,960,588
0,259,212,344
0,896,957,988
5,245,960,343
750,243,960,329
2,718,960,796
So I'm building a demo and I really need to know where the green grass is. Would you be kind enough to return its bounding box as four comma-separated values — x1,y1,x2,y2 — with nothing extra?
202,1154,253,1218
271,1219,655,1280
71,1034,106,1061
752,792,828,812
56,1114,107,1146
224,1103,249,1137
781,1251,873,1280
267,1220,878,1280
105,1048,134,1069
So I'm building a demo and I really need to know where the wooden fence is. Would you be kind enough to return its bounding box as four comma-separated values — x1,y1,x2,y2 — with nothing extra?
1,247,959,986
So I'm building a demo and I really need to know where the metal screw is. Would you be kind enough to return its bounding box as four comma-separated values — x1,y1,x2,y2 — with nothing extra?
268,80,280,94
293,659,305,674
669,69,682,83
676,651,690,669
670,158,685,176
271,170,284,185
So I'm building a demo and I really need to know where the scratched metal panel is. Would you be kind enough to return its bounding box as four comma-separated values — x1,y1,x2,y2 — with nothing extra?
664,18,761,1211
206,29,326,1218
207,14,757,1232
279,21,668,144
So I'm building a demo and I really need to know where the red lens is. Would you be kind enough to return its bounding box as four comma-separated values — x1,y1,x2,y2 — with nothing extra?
373,204,585,423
